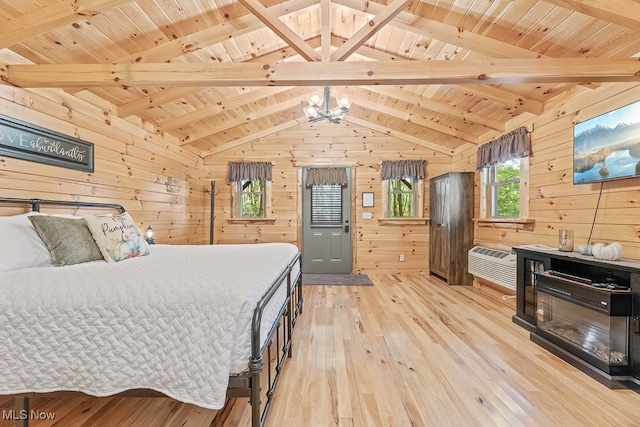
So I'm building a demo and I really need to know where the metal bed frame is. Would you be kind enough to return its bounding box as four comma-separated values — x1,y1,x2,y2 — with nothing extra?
0,197,304,427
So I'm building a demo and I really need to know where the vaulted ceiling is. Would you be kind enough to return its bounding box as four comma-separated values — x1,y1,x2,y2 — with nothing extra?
1,0,639,157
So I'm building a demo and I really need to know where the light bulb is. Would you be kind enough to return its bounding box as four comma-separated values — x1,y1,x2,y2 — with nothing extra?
336,95,351,109
307,93,323,107
330,108,345,120
304,106,319,118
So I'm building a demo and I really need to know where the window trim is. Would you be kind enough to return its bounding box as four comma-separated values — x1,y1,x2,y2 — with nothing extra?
230,179,272,219
480,156,530,221
381,178,424,219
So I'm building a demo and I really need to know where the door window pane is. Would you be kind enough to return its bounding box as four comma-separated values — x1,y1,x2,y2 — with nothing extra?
311,185,342,225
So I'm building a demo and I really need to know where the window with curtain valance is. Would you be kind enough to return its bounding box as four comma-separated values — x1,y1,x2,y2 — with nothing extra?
476,126,531,170
380,160,426,219
477,127,532,222
227,162,273,219
304,167,348,187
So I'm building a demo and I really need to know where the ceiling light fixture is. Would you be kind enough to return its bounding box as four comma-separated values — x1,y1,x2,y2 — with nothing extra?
303,86,352,124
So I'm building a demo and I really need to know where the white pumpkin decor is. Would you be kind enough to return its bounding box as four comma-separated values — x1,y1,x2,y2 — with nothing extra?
577,244,593,256
591,242,623,261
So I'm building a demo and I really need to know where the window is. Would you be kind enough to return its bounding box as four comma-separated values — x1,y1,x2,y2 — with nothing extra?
481,157,529,219
232,179,272,218
237,179,265,217
388,178,415,217
382,177,424,218
380,160,426,220
228,161,272,220
311,184,343,225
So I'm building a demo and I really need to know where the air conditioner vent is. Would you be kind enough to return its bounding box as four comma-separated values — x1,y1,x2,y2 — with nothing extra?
468,246,517,291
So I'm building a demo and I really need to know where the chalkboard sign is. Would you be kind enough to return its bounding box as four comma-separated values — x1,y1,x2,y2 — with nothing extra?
0,114,94,172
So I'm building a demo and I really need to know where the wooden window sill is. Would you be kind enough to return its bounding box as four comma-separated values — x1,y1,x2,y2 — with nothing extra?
475,218,535,230
378,218,429,226
227,218,276,224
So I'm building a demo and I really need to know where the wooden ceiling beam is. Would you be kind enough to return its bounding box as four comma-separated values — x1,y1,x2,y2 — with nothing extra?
0,0,129,49
237,0,321,61
201,118,308,157
180,93,309,146
333,36,409,61
118,0,318,64
542,0,640,31
336,42,509,131
8,59,640,88
362,86,505,132
333,0,545,59
347,93,480,144
159,87,294,133
119,37,321,119
321,0,332,61
331,0,413,61
457,84,545,115
121,36,512,129
118,18,263,65
118,87,192,118
343,116,454,156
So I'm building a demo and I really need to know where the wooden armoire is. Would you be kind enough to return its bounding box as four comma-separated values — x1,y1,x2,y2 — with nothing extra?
429,172,474,285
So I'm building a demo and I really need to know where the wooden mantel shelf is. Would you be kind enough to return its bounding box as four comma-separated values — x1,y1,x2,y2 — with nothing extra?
378,218,429,226
475,218,535,231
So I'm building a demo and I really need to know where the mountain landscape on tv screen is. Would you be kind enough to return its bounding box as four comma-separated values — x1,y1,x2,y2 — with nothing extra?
574,120,640,183
575,122,640,152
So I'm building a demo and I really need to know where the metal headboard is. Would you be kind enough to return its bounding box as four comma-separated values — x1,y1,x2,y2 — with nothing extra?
0,197,126,213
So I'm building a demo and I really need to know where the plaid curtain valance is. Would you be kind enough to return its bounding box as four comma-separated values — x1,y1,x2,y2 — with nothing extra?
476,126,531,170
380,160,426,180
305,167,348,187
227,162,272,182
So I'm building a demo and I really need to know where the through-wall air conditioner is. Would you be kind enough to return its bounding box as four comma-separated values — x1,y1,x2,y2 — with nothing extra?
468,246,517,291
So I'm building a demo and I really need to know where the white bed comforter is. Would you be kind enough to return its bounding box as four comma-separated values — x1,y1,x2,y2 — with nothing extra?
0,243,299,410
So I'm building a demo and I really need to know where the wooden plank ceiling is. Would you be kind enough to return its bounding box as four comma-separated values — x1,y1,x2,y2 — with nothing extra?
0,0,639,157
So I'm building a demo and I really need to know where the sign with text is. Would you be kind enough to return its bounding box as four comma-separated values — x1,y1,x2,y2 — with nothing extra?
0,114,94,172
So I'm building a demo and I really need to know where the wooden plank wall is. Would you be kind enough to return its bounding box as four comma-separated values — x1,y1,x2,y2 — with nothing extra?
204,121,452,274
452,82,640,260
0,85,209,244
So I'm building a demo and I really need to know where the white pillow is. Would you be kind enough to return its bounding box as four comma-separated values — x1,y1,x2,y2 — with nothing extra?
0,212,53,272
84,212,150,263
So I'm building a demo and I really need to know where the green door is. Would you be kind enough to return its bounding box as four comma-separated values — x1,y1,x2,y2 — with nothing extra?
302,167,352,273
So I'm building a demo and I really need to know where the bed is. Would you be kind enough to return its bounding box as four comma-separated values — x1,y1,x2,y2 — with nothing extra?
0,197,303,427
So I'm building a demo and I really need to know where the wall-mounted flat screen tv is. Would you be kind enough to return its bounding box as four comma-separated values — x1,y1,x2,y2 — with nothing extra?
573,100,640,185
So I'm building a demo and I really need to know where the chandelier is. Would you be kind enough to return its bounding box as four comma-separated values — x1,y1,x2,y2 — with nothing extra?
303,86,352,124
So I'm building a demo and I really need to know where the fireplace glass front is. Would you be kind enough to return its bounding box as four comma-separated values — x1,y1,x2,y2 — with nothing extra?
536,291,629,374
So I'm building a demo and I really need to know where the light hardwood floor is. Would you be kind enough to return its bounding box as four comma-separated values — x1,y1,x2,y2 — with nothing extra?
2,275,639,426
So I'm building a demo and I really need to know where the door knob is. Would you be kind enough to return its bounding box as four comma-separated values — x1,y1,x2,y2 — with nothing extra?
344,225,350,232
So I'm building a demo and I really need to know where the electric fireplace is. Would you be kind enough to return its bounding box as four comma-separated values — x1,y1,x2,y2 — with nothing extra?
534,271,632,377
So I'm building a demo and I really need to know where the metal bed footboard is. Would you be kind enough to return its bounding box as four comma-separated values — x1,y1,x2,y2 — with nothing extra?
225,252,303,427
0,197,304,427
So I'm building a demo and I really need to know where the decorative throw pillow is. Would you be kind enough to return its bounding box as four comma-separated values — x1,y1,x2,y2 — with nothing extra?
0,212,53,272
84,212,150,263
28,215,104,266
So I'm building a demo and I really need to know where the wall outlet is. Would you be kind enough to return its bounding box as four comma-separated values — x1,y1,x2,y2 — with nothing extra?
399,254,405,262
